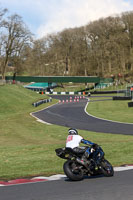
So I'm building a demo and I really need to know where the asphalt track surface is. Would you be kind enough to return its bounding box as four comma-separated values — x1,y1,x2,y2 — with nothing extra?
1,170,133,200
32,95,133,135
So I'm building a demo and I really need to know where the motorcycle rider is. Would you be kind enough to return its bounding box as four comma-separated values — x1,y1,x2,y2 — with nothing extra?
66,128,98,166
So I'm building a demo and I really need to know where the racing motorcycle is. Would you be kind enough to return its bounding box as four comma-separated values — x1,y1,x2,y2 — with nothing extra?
55,144,114,181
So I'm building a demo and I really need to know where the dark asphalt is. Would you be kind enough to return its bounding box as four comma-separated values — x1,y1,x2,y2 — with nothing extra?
32,95,133,135
1,170,133,200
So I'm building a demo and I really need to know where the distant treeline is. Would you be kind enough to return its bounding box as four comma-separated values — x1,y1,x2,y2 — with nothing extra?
0,8,133,82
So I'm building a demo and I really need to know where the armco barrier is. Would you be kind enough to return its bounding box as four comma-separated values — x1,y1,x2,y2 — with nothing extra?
113,96,132,100
91,90,125,94
42,91,91,96
32,98,52,107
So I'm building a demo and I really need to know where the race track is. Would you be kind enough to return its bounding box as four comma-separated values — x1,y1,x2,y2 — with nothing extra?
1,170,133,200
32,95,133,135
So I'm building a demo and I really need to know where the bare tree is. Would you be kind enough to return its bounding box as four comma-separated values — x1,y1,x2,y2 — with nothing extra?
0,14,32,79
121,11,133,72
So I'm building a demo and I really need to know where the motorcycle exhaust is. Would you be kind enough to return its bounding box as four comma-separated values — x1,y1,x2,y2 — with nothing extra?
76,158,90,168
76,158,85,165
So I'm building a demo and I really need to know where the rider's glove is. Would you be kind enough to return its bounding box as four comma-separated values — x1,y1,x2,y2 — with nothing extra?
92,143,99,149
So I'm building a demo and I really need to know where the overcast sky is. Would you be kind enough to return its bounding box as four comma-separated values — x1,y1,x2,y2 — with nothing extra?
0,0,133,38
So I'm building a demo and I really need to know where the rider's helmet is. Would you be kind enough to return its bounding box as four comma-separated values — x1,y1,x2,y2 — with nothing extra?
68,128,78,135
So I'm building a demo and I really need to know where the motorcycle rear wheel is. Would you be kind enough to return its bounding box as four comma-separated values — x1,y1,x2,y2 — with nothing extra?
63,160,84,181
100,159,114,177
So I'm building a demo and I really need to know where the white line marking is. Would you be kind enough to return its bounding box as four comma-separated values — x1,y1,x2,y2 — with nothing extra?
30,102,59,125
114,166,133,171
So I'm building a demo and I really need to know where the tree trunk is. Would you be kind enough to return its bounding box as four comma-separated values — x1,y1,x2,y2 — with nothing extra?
1,55,9,80
108,59,112,73
1,66,6,80
121,50,126,72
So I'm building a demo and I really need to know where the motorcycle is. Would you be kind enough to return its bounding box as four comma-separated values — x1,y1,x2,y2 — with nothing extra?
55,145,114,181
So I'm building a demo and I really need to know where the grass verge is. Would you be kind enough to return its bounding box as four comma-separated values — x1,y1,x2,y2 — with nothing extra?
87,96,133,123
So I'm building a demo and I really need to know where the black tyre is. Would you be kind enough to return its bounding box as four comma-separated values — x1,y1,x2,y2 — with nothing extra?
63,160,84,181
100,159,114,177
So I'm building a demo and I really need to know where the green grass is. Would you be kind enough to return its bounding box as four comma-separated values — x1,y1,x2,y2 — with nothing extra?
0,84,133,180
87,96,133,123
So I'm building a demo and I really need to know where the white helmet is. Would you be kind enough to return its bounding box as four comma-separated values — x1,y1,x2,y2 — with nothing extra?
68,128,78,135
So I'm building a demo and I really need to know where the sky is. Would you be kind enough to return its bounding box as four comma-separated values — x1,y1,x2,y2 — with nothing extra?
0,0,133,39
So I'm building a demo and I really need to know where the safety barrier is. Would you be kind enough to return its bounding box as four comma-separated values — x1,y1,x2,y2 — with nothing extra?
113,96,132,100
42,91,91,96
128,102,133,107
32,98,52,107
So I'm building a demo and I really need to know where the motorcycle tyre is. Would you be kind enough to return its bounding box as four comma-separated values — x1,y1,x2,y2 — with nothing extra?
100,159,114,177
63,160,84,181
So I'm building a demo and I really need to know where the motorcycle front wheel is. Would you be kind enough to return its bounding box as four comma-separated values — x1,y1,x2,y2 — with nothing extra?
100,159,114,177
63,160,84,181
